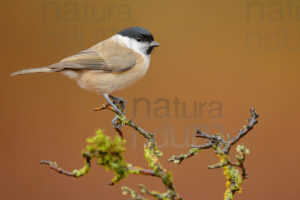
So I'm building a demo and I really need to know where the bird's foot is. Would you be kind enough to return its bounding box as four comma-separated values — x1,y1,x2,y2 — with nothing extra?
99,93,128,129
94,99,126,116
109,95,127,112
112,115,127,129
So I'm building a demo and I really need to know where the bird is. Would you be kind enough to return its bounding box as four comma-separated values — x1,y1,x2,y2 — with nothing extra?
11,26,160,116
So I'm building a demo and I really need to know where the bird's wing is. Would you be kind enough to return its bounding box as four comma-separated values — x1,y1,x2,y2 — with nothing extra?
50,42,137,73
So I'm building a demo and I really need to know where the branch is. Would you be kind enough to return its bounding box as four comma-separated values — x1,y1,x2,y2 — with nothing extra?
121,186,148,200
168,148,201,164
169,108,259,200
223,107,258,153
40,160,76,177
190,140,214,149
129,167,157,177
99,101,179,200
40,160,158,179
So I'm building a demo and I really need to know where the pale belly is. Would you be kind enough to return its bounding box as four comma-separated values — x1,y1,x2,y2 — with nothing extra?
73,58,150,94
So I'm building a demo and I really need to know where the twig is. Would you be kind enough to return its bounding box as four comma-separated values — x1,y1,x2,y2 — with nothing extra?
129,167,157,177
168,148,201,164
40,160,76,177
114,128,124,139
100,101,179,199
223,108,258,154
122,186,148,200
40,160,158,178
94,103,118,114
190,140,214,149
169,108,259,200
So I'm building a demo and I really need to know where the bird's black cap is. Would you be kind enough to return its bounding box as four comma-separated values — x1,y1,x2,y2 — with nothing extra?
118,27,154,43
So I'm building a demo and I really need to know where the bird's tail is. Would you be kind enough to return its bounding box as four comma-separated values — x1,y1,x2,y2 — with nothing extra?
10,67,53,77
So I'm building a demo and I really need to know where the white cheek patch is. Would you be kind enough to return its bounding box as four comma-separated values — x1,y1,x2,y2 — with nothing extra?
112,34,151,73
112,35,148,55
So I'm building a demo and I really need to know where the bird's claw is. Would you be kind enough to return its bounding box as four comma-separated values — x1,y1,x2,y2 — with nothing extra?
109,95,127,112
112,115,126,129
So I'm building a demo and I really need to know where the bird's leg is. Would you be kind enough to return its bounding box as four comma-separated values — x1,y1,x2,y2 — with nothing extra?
102,93,128,129
109,95,127,112
111,115,124,129
102,93,123,115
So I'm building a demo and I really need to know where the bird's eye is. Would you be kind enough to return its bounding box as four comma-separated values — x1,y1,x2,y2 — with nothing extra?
137,38,142,42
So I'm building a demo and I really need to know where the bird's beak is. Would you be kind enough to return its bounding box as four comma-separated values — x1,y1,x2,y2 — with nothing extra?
150,41,160,47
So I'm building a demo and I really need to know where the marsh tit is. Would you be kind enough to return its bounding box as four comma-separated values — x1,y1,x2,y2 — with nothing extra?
11,27,160,115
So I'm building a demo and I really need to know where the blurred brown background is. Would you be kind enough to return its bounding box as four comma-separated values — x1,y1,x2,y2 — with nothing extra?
1,0,299,199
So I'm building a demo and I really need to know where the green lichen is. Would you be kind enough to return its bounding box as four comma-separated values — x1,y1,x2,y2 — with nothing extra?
72,164,90,177
122,186,148,200
144,144,168,180
223,165,243,200
217,147,247,200
82,129,131,184
168,148,201,164
236,144,250,158
141,144,178,199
